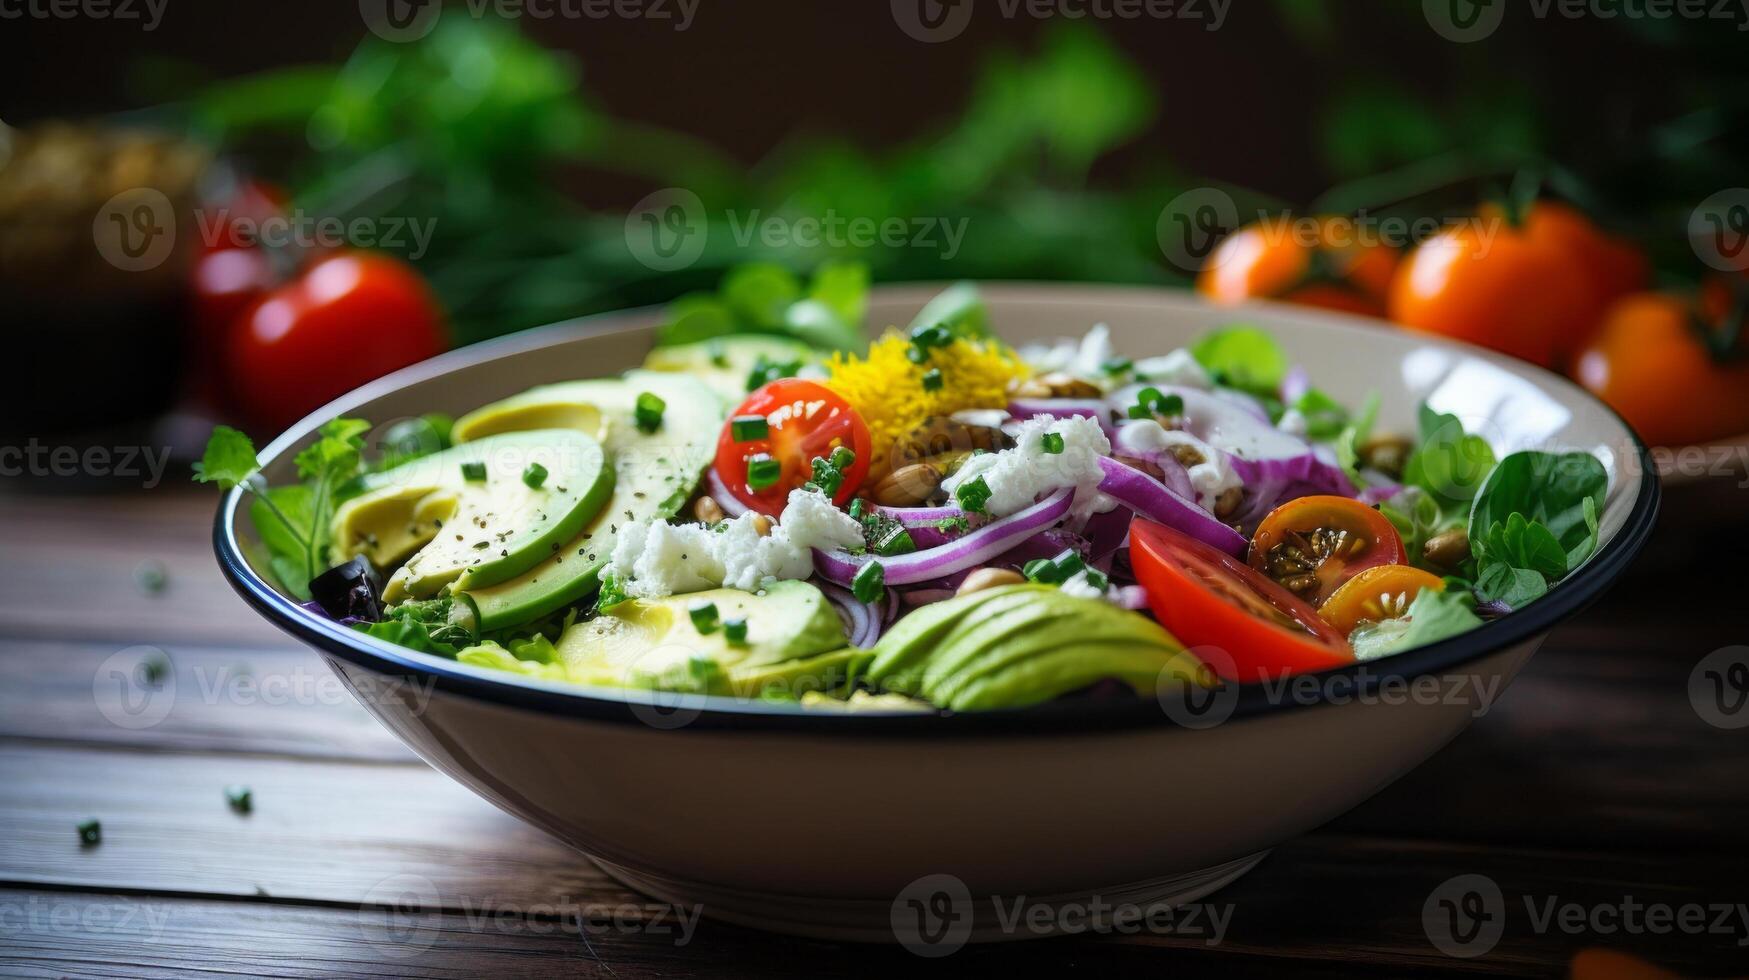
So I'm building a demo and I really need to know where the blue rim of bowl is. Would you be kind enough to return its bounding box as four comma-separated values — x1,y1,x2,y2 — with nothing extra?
212,298,1663,736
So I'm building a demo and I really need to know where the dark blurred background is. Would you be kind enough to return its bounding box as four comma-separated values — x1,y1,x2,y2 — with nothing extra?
1,0,1745,447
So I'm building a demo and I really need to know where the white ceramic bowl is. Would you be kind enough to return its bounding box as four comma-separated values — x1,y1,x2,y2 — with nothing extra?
215,284,1659,944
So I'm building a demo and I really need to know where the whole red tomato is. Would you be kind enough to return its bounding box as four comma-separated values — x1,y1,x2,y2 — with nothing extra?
226,252,446,433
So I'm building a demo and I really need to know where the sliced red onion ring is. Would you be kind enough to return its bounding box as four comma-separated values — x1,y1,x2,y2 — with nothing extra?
1280,365,1311,406
814,488,1075,587
1095,456,1246,556
705,469,750,518
817,580,883,648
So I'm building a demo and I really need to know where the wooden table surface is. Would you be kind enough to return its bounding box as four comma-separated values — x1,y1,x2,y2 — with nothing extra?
2,487,1745,978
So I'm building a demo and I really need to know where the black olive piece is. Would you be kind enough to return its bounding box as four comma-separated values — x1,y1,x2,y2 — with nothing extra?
308,557,385,622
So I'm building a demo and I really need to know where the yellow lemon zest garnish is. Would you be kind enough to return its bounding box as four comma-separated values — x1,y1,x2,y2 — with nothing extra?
824,331,1029,479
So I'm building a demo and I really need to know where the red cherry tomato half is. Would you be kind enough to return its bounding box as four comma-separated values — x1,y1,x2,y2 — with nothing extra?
226,251,446,434
1130,517,1353,683
715,379,872,516
1247,495,1407,605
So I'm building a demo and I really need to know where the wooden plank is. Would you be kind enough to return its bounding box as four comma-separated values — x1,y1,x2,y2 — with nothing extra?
0,743,630,906
3,744,1748,976
0,639,413,763
0,887,1490,980
0,491,288,648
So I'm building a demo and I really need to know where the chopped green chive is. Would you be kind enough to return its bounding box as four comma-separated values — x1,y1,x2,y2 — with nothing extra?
634,392,666,434
852,560,886,605
225,786,253,814
140,650,169,686
954,476,993,514
689,601,720,634
1040,431,1065,454
1128,388,1184,420
810,456,845,497
746,454,781,491
872,524,917,557
707,340,729,368
77,819,101,846
730,415,770,442
905,346,930,365
747,356,803,391
723,618,748,645
522,462,548,489
461,461,487,481
1025,549,1088,585
849,498,868,522
921,368,944,392
910,323,952,349
1101,356,1133,375
829,445,856,471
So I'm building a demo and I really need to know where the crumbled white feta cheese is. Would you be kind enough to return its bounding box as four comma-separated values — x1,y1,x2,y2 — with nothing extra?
608,488,864,598
1017,323,1114,379
941,414,1115,523
1132,348,1211,389
1114,418,1241,514
1058,569,1110,601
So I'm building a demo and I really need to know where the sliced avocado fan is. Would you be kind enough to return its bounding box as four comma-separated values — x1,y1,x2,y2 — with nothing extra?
330,429,613,604
449,371,725,631
865,585,1209,711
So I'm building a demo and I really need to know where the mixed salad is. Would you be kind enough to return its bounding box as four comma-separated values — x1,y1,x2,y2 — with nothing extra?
200,270,1611,712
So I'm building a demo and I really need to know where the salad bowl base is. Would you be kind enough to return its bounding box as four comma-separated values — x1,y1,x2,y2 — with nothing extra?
590,850,1270,945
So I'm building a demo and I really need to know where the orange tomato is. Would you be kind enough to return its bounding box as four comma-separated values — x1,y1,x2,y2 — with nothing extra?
1519,201,1649,315
1574,291,1749,447
1317,565,1446,636
1199,216,1399,318
1248,496,1407,605
1389,221,1599,369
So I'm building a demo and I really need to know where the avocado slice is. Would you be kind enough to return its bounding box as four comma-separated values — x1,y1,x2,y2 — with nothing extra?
555,581,857,697
329,429,613,603
865,585,1209,711
451,371,724,630
641,334,817,403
